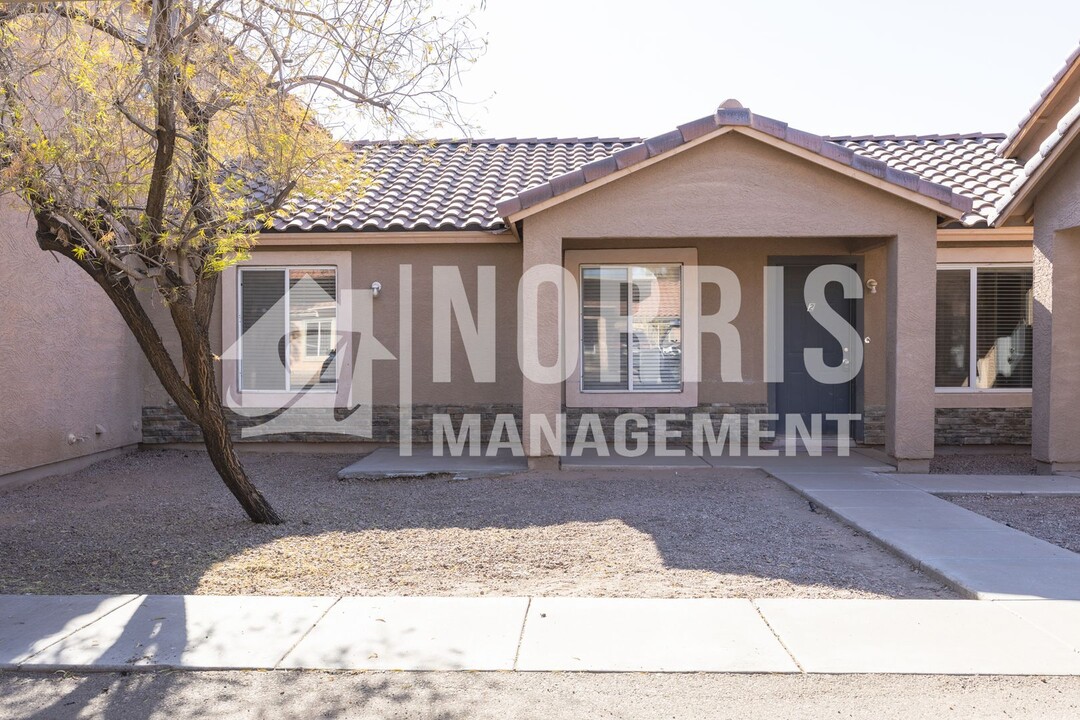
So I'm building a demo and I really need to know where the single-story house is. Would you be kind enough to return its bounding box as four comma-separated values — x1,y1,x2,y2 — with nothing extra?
4,45,1080,482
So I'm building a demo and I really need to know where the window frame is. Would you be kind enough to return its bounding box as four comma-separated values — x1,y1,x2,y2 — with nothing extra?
935,262,1033,394
304,318,336,359
221,250,353,410
236,265,339,394
577,262,684,394
563,247,699,409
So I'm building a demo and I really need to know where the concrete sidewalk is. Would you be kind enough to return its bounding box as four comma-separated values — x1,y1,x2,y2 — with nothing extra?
4,594,1080,675
339,445,895,478
772,470,1080,600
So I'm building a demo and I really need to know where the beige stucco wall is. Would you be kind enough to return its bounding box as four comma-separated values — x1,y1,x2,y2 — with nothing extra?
520,131,940,464
935,392,1031,409
142,242,525,409
936,244,1033,264
351,243,523,405
0,197,144,477
1031,140,1080,466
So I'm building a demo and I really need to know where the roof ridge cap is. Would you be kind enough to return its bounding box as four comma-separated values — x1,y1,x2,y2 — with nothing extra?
348,136,643,148
825,131,1007,143
495,107,974,219
999,43,1080,157
347,132,1008,148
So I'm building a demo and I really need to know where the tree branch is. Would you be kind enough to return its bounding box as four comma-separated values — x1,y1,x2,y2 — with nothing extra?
0,3,148,51
268,74,391,109
143,0,181,237
35,215,202,422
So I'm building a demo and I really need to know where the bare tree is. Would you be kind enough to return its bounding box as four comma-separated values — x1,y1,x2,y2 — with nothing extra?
0,1,483,523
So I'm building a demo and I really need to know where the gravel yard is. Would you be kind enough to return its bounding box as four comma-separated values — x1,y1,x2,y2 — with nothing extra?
0,450,953,599
948,494,1080,554
930,451,1038,475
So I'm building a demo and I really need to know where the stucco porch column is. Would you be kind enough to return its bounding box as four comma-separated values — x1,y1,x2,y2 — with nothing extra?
520,218,564,470
1032,226,1080,473
885,225,937,471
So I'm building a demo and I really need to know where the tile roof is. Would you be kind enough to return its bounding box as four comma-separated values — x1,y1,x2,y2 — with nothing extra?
999,43,1080,158
992,99,1080,223
829,133,1022,228
273,138,639,233
992,45,1080,223
496,103,973,221
270,121,1017,235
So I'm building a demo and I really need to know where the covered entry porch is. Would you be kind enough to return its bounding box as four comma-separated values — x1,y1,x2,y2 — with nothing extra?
501,103,971,471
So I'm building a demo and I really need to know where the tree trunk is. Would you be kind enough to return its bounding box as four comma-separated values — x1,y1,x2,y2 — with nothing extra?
176,298,284,525
34,217,283,524
196,388,283,525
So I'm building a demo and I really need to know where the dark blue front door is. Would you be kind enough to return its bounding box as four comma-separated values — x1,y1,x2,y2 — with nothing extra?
774,262,859,435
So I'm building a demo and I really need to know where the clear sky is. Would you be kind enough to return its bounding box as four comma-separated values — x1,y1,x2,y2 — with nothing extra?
430,0,1080,141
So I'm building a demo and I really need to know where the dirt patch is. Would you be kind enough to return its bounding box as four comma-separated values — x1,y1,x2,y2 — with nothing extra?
930,452,1037,475
947,494,1080,554
0,450,954,598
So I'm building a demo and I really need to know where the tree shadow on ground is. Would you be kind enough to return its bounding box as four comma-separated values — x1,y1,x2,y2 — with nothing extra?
0,448,952,600
0,665,488,720
0,447,958,715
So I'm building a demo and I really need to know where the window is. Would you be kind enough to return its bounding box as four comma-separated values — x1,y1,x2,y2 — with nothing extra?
239,267,337,392
580,263,682,392
304,319,335,358
935,266,1032,390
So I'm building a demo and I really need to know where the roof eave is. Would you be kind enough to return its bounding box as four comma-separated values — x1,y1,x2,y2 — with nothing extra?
255,229,517,245
741,127,969,221
501,125,737,224
993,107,1080,226
502,124,969,227
1000,45,1080,159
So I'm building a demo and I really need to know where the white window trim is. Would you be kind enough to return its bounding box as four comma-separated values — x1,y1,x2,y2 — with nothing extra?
935,262,1033,394
565,248,698,409
222,250,353,409
303,318,336,359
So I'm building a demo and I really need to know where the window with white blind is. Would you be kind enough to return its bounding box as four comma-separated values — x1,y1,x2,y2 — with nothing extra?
238,267,337,392
580,263,682,392
935,266,1033,390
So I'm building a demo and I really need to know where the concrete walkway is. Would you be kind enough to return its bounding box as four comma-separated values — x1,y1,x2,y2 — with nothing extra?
893,473,1080,495
771,469,1080,600
5,594,1080,674
339,447,528,479
339,445,895,478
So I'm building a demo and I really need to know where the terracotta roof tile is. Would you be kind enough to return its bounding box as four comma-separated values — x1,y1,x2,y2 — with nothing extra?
999,43,1080,157
269,126,1015,235
991,100,1080,222
271,138,639,234
498,105,973,222
829,133,1022,227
